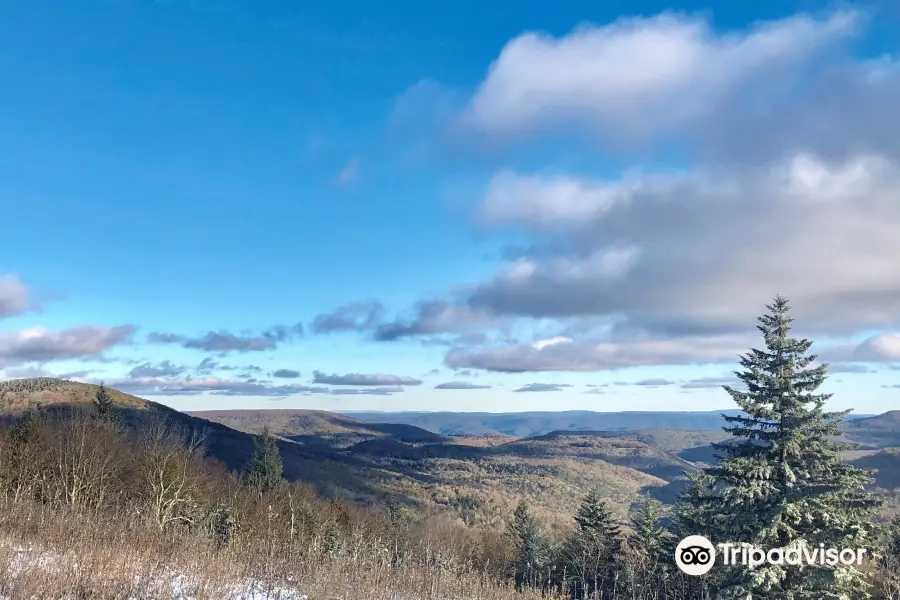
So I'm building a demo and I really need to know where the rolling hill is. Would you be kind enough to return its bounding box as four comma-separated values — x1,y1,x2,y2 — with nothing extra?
0,379,685,528
5,379,896,530
0,379,424,504
341,409,874,437
339,410,746,436
844,411,900,449
188,408,444,448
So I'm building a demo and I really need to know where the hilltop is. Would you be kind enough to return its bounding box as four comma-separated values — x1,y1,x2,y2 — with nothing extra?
0,379,681,528
188,408,444,448
844,410,900,449
6,379,897,530
0,379,423,504
341,409,875,437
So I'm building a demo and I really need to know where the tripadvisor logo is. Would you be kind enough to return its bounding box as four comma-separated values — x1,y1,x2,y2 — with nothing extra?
674,535,868,576
675,535,717,575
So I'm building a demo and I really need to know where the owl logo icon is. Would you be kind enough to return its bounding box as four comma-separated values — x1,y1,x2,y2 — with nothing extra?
675,535,716,576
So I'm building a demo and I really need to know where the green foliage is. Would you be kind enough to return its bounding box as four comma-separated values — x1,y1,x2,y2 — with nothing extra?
11,409,41,444
93,382,116,422
510,500,553,590
0,377,69,394
681,296,882,600
247,426,284,496
884,516,900,558
559,487,622,599
629,496,669,562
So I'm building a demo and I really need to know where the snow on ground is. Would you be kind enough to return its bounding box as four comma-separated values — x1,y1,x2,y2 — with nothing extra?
0,543,309,600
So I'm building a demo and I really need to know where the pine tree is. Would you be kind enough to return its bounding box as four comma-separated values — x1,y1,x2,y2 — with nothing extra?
510,500,550,590
562,487,622,599
11,409,40,443
247,426,283,496
669,473,719,600
694,296,881,599
630,496,669,563
876,516,900,600
626,496,672,600
885,516,900,558
93,383,115,421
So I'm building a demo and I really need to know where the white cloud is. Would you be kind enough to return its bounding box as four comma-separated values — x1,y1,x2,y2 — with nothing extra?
0,274,34,318
462,10,858,139
369,10,900,375
335,158,358,186
446,334,751,372
480,170,651,226
467,152,900,335
0,325,136,365
851,332,900,362
107,376,326,397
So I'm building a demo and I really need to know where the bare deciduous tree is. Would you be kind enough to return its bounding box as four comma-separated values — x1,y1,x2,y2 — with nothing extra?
41,412,124,509
134,416,206,530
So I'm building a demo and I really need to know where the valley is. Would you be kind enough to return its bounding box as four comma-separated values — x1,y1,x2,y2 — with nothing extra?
3,378,898,530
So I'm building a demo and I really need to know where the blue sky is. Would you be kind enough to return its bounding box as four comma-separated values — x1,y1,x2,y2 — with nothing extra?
2,0,900,413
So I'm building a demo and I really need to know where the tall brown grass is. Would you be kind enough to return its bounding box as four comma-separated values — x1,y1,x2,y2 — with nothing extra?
0,408,557,600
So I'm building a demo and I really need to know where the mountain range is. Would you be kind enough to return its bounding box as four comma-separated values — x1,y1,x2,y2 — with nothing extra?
2,378,897,527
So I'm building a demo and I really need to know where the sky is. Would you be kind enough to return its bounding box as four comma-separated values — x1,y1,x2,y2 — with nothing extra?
2,0,900,414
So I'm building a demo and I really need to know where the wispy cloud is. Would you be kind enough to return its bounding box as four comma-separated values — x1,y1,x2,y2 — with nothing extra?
335,158,358,186
108,376,327,397
272,369,301,379
434,381,492,390
129,360,187,378
513,383,572,392
148,324,304,353
311,370,423,386
312,300,384,334
0,325,136,365
633,378,676,386
0,274,36,318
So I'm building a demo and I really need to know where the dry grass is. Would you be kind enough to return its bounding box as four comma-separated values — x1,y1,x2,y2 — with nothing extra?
0,500,556,600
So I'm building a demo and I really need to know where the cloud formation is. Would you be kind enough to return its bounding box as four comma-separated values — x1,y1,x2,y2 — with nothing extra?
108,377,328,397
0,325,136,365
272,369,301,379
374,300,500,341
434,381,492,390
513,383,572,392
680,376,742,389
327,387,403,396
633,378,675,386
129,360,187,378
468,154,900,334
148,324,304,353
446,335,749,372
0,274,35,318
365,8,892,376
311,371,423,386
463,11,857,140
312,300,384,334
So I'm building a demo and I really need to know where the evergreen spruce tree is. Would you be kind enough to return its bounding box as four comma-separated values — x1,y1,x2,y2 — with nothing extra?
631,496,670,563
11,409,40,444
669,473,719,600
876,516,900,599
93,382,115,421
885,516,900,558
692,296,881,599
510,500,550,590
247,426,283,496
627,496,672,600
562,487,622,599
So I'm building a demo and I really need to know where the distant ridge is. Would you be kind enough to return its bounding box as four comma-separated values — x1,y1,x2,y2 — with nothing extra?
341,410,874,437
